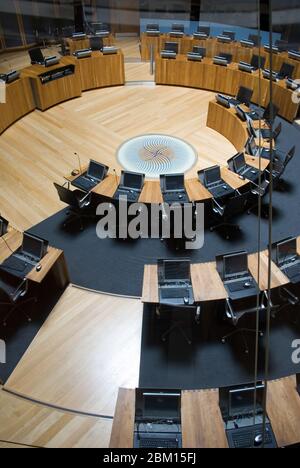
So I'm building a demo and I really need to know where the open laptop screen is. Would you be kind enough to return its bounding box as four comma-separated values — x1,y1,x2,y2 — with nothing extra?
233,153,246,173
123,172,144,190
165,174,184,191
136,389,181,422
223,253,248,279
87,160,107,181
22,233,47,260
204,166,221,186
163,259,190,282
277,237,297,265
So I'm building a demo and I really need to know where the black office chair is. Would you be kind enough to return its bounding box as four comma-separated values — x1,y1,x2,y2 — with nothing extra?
263,102,279,124
236,86,253,107
210,191,249,240
268,146,295,190
0,271,37,327
157,303,200,345
90,36,104,51
277,286,299,323
251,54,266,70
272,122,282,141
54,183,94,230
221,296,266,354
247,176,270,217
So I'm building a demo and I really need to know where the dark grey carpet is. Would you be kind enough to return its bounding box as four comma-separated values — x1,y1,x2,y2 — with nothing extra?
139,303,300,389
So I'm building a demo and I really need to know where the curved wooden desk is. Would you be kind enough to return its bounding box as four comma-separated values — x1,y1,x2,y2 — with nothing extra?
64,51,125,91
0,77,35,135
66,34,115,54
110,379,300,448
141,242,293,304
155,54,299,122
142,34,300,78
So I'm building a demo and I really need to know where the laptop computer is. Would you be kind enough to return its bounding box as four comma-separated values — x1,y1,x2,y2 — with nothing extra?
220,383,277,449
72,160,109,192
232,153,260,182
0,217,9,237
201,166,234,199
222,251,259,299
247,119,273,141
246,137,273,160
160,174,189,203
114,171,145,202
275,237,300,284
158,259,194,306
0,232,48,278
134,389,182,449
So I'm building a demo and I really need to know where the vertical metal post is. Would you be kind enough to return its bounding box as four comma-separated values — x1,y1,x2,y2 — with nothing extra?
150,44,154,75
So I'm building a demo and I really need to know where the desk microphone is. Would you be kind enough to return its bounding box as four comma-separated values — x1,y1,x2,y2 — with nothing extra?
74,152,82,175
113,169,119,185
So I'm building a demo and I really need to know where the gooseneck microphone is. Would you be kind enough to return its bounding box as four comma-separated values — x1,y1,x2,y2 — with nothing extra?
74,152,82,174
113,168,118,185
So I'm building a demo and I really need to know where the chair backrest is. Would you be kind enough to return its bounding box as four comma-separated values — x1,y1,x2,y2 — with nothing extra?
279,62,295,79
223,192,250,217
90,36,103,51
273,122,282,140
236,86,253,106
29,47,44,63
283,146,296,167
263,102,279,122
251,54,266,69
0,270,28,303
54,183,80,209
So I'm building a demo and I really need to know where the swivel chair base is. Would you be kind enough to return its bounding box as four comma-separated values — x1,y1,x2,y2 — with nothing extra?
210,222,240,240
64,210,95,231
162,321,192,345
222,328,264,354
1,297,37,327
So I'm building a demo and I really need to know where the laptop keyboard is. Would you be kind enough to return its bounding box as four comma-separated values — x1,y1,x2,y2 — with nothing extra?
0,256,28,273
229,426,273,449
163,192,189,203
139,438,179,449
283,263,300,279
226,278,254,293
115,189,140,201
160,287,189,299
73,176,98,191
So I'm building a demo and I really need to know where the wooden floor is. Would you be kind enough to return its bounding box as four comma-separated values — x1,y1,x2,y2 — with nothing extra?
0,385,112,448
0,84,234,231
4,286,143,418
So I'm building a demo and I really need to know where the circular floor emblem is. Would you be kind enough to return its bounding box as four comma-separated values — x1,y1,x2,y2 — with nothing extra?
117,134,198,178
